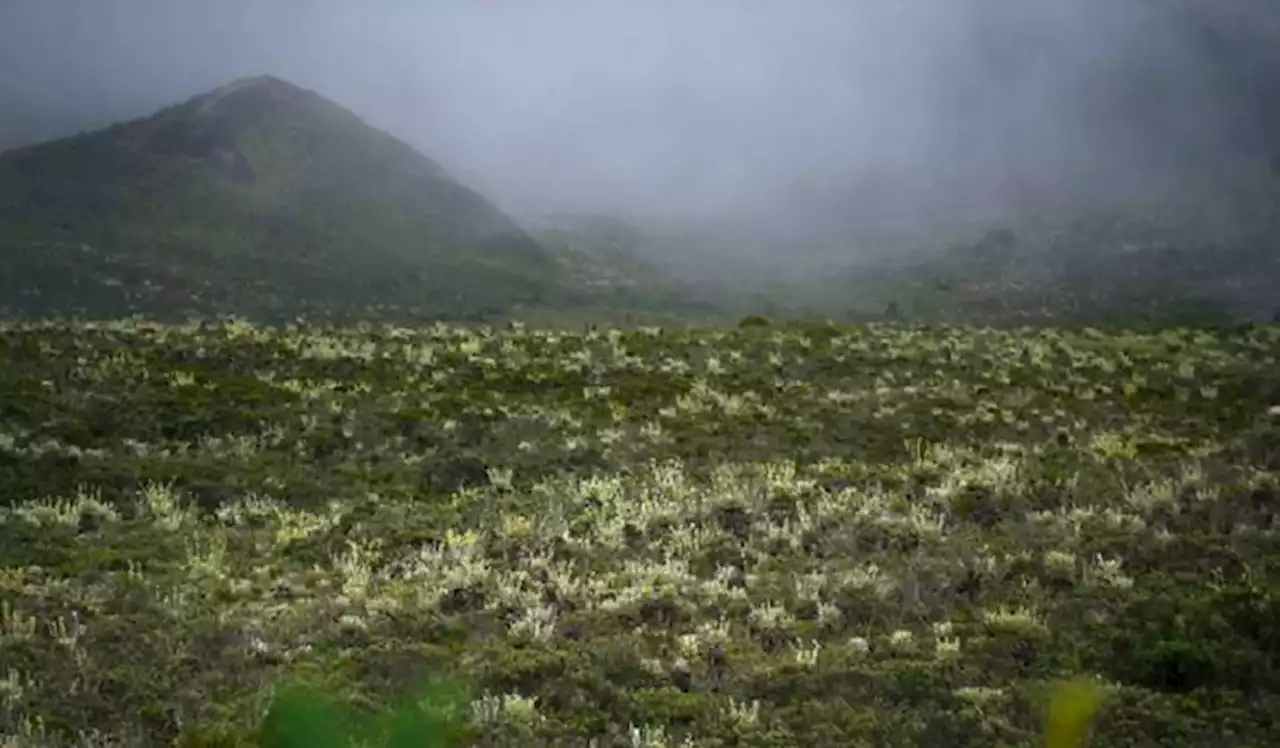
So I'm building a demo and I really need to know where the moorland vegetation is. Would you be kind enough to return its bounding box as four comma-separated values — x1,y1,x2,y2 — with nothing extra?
2,318,1278,746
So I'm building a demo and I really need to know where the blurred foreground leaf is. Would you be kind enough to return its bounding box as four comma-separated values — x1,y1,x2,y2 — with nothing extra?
1043,678,1109,748
260,675,470,748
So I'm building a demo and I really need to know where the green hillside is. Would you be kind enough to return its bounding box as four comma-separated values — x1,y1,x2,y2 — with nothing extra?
0,76,568,322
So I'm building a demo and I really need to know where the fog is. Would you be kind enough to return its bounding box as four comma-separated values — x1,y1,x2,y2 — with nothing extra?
2,0,1279,238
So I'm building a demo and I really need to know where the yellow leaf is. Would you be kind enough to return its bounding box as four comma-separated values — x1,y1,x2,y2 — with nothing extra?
1044,679,1109,748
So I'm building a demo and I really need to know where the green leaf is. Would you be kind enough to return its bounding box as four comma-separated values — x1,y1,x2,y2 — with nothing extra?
259,675,471,748
260,681,354,748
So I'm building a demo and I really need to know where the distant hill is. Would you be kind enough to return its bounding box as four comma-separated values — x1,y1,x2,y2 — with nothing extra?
727,169,1280,328
0,75,568,322
525,195,1280,329
525,212,830,322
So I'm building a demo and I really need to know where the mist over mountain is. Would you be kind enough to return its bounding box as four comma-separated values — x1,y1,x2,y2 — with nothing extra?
3,0,1279,248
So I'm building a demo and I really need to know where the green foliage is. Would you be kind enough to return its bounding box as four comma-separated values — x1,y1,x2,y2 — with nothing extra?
1099,581,1280,693
250,672,1109,747
261,676,471,748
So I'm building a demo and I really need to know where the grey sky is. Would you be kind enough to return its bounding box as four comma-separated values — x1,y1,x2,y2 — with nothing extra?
2,0,1278,232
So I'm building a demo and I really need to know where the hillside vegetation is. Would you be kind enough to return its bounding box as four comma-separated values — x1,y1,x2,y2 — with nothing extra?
2,318,1278,746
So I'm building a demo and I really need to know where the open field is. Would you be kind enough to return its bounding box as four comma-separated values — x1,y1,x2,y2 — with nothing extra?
2,319,1279,746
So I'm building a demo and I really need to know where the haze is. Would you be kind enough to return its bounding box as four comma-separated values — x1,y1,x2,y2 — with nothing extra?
2,0,1278,239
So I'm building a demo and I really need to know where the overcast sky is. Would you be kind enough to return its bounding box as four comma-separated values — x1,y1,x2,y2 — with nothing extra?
2,0,1278,233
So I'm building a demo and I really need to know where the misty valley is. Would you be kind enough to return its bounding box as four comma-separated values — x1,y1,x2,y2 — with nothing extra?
3,5,1280,745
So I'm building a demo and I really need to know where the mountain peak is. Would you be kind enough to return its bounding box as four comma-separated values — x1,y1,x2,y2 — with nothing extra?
150,75,336,153
217,74,298,90
190,74,309,111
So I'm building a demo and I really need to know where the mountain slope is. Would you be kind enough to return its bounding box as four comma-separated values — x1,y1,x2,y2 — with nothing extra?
0,75,566,321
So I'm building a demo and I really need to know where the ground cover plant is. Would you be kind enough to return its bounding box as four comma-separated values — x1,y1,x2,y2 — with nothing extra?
1,318,1278,746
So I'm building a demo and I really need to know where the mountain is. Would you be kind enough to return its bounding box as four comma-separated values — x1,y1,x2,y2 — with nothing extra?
0,75,567,322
